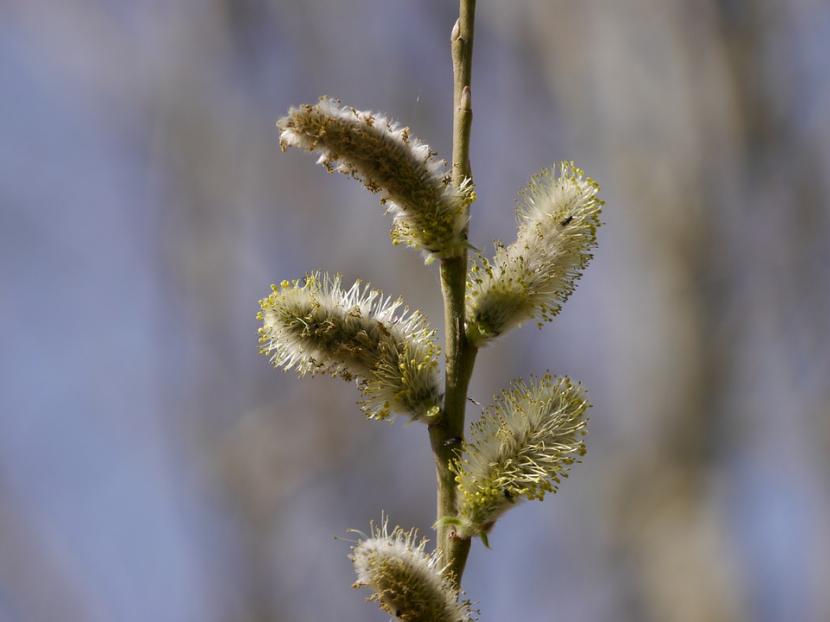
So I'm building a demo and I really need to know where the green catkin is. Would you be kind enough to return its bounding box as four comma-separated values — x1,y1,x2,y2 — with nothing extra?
466,162,603,345
453,374,589,539
258,273,441,421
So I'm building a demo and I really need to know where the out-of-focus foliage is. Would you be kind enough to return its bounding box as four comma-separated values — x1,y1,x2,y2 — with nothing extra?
2,1,829,622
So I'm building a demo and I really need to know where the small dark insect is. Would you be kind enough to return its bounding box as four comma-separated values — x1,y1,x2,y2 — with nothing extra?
443,436,463,448
503,489,514,501
560,215,574,226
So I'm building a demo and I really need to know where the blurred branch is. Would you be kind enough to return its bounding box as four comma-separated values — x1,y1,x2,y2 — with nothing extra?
0,476,94,622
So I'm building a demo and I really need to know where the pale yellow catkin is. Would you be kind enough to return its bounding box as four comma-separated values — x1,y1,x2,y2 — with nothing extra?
258,273,441,421
466,162,603,345
453,374,589,539
277,97,474,260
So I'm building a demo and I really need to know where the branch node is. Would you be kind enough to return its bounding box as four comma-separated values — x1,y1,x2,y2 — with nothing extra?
460,86,472,111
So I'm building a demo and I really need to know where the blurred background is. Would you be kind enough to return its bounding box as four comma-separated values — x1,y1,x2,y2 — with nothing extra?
2,1,829,621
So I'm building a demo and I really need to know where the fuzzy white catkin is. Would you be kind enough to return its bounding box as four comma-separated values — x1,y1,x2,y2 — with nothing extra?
277,97,474,260
351,518,472,622
466,161,603,345
257,273,441,421
453,374,589,539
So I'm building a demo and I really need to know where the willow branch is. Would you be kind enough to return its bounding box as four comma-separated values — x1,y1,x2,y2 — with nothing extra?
429,0,477,590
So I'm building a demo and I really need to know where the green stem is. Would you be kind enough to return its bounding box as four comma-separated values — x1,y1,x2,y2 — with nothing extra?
430,0,477,590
